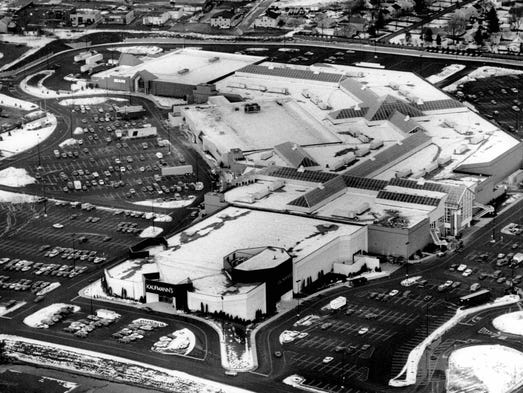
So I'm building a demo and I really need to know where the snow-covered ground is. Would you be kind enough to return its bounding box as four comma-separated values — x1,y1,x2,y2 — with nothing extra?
0,114,57,159
58,97,127,106
0,34,55,71
447,345,523,393
0,92,38,111
0,167,35,187
133,196,196,209
444,66,523,92
492,311,523,336
109,46,163,56
426,64,466,84
139,226,164,238
152,328,195,356
23,304,80,329
0,334,255,393
0,190,37,203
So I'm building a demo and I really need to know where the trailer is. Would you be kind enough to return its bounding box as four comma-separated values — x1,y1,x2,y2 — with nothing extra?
459,289,491,308
161,165,193,176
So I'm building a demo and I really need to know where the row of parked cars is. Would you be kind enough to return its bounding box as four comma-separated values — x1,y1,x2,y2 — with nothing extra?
0,275,52,294
1,257,88,278
40,246,106,264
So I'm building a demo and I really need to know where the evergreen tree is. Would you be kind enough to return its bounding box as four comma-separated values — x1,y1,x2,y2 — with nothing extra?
436,33,442,46
414,0,425,14
424,27,433,43
487,7,500,33
474,27,484,45
405,30,412,43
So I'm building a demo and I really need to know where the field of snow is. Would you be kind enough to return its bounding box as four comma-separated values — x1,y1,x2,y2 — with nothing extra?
139,226,164,238
0,190,37,204
0,114,57,159
109,46,163,56
134,197,195,209
0,334,255,393
0,167,35,187
58,97,127,106
23,304,80,329
426,64,466,84
0,92,38,111
0,34,55,72
447,345,523,393
492,311,523,336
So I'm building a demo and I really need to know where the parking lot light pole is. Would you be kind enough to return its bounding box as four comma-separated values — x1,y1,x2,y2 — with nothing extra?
71,233,76,270
296,279,301,317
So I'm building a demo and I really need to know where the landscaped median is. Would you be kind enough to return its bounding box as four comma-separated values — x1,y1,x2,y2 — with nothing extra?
0,334,255,393
388,294,521,387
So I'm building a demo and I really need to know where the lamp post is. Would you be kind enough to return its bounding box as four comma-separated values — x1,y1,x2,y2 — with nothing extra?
71,233,76,270
296,279,301,317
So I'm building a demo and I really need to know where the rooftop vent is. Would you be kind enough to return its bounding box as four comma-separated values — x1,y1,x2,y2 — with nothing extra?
178,68,190,75
209,56,220,63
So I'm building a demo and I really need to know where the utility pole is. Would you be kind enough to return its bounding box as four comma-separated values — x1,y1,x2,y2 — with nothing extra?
296,279,301,317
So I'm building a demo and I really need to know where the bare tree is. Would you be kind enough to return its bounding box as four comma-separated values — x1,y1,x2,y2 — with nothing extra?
446,11,467,44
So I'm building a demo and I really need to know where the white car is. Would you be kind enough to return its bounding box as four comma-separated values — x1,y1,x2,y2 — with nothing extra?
52,223,64,229
322,356,334,364
498,253,505,259
358,327,369,335
388,289,399,297
456,264,467,272
462,268,473,277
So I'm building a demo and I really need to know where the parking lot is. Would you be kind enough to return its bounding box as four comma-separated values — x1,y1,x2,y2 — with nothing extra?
457,74,523,135
269,207,523,391
0,198,172,312
22,98,203,209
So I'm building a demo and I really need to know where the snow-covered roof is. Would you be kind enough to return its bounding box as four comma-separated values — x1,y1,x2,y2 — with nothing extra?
184,98,340,153
235,247,290,271
92,48,265,86
151,207,362,294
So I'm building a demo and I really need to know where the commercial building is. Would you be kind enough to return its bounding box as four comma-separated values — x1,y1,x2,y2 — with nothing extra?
104,207,368,321
70,9,102,26
91,48,264,100
103,9,135,25
142,12,171,26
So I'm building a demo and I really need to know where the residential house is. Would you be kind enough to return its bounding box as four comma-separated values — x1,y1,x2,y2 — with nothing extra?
210,9,234,29
0,16,12,33
253,10,280,28
171,0,207,12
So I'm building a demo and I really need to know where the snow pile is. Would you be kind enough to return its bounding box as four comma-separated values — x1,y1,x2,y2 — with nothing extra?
110,46,163,56
426,64,466,84
139,226,164,238
152,328,195,356
23,304,80,328
0,190,37,203
134,196,196,209
0,113,57,158
447,345,523,393
59,97,127,106
444,66,523,92
226,344,254,371
0,92,38,110
143,211,173,222
59,138,78,148
492,311,523,336
0,334,255,393
0,167,35,187
96,309,121,321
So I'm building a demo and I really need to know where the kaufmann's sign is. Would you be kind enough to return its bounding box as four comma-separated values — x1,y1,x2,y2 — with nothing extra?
145,280,177,295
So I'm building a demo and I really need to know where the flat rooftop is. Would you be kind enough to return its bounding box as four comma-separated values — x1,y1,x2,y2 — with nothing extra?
92,48,265,86
152,207,362,295
185,98,340,152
